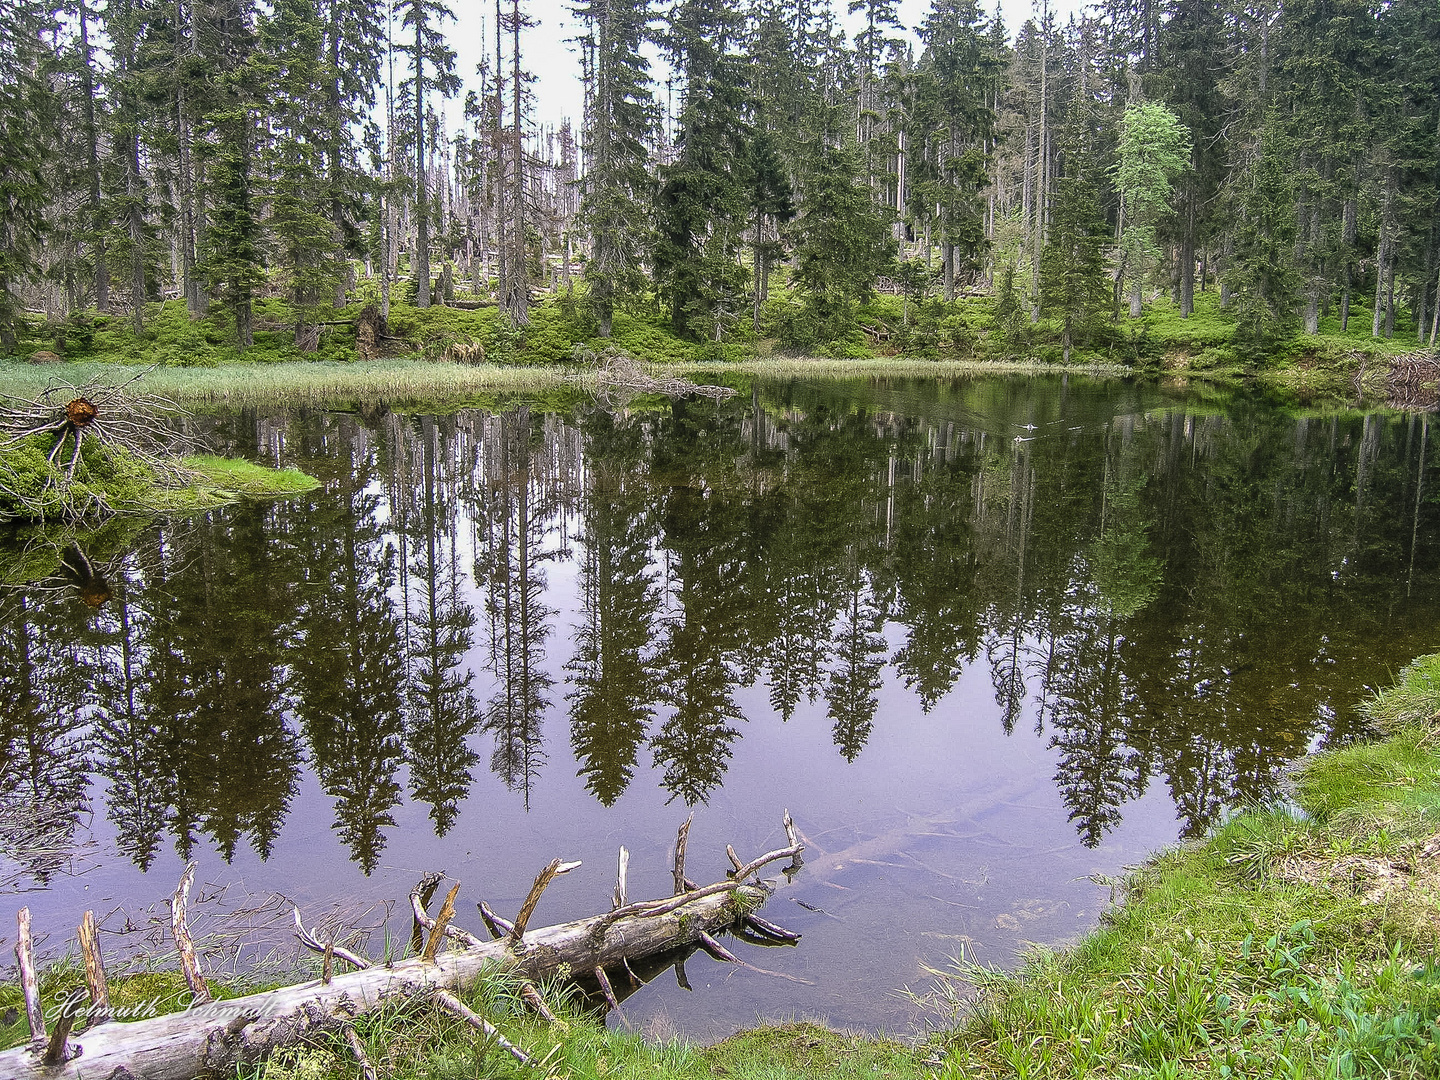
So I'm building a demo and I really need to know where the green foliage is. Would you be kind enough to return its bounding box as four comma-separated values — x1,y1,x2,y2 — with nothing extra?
1039,176,1112,363
1226,119,1303,357
574,0,656,338
788,138,896,344
1115,102,1192,316
1358,653,1440,735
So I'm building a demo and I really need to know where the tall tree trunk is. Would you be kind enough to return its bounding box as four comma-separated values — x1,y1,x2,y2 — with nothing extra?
509,0,529,325
180,0,205,316
1178,217,1194,318
77,0,109,313
415,12,431,309
125,120,146,335
327,0,348,307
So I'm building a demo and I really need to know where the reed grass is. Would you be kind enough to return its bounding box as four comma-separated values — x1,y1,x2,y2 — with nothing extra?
674,356,1129,380
0,359,582,406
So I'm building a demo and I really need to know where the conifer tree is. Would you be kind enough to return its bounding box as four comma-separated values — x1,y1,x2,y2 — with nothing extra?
1039,164,1110,363
195,0,265,350
913,0,998,299
318,0,386,302
1226,117,1301,352
263,0,349,349
73,0,109,313
0,2,52,351
654,0,754,340
790,114,894,342
1150,0,1225,316
396,0,459,308
575,0,655,337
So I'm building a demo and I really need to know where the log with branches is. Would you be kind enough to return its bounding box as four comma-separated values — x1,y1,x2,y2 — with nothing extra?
0,815,804,1080
582,347,740,411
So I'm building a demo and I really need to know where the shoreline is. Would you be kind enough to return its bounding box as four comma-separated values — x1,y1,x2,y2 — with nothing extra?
0,353,1395,411
3,657,1438,1077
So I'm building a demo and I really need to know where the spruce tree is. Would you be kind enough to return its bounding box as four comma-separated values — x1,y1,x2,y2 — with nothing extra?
396,0,459,309
0,2,54,351
262,0,349,349
653,0,754,341
913,0,998,299
1039,170,1110,363
790,118,894,343
195,0,265,349
1226,116,1301,352
575,0,656,337
1151,0,1225,316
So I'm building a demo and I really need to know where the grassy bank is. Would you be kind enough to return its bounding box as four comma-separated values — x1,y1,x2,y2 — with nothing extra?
5,285,1430,407
0,354,1125,411
4,659,1440,1078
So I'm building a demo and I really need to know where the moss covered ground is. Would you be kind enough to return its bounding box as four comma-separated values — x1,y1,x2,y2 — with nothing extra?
0,434,317,525
5,658,1440,1077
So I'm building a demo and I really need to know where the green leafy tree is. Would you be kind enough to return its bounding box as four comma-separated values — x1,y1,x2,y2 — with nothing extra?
1114,101,1190,317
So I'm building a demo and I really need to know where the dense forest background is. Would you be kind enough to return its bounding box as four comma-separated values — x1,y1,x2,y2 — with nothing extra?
0,0,1437,360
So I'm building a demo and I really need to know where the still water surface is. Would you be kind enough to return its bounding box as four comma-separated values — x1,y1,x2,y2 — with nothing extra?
2,376,1438,1039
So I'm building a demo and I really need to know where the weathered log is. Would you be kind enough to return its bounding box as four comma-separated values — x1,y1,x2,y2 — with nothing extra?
14,908,44,1042
613,846,629,911
408,871,444,954
0,873,783,1079
673,816,693,896
433,989,531,1065
423,884,462,963
510,860,581,943
342,1022,377,1080
170,862,212,1006
78,910,111,1025
41,992,82,1066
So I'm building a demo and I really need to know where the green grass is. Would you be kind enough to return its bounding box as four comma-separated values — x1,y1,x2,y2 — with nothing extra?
0,358,580,406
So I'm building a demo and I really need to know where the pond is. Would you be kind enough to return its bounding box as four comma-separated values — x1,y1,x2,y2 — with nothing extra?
2,375,1437,1041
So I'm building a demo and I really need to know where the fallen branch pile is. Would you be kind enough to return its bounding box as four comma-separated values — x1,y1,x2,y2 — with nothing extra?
590,349,739,410
1387,348,1440,411
0,814,803,1080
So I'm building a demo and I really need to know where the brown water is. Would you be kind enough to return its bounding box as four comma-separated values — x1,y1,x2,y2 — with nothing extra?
2,375,1437,1040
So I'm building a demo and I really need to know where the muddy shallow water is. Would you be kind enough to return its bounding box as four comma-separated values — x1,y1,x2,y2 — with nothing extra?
3,375,1437,1040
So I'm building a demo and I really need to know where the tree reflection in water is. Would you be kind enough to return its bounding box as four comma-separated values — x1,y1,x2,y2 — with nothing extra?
3,380,1440,885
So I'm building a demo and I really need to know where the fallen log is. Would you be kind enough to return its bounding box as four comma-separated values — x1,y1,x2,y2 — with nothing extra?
0,818,803,1080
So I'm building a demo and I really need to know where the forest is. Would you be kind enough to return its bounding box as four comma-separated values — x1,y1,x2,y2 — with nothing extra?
0,0,1437,364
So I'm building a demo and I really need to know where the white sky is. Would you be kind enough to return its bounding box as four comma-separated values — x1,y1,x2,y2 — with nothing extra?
443,0,1085,133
